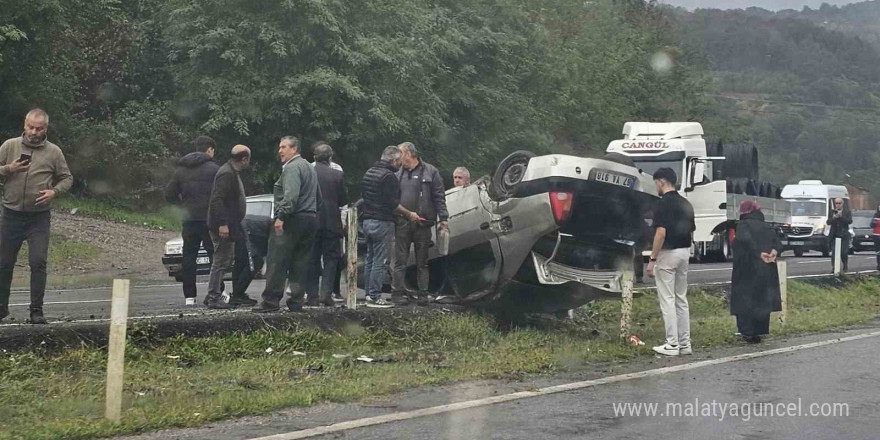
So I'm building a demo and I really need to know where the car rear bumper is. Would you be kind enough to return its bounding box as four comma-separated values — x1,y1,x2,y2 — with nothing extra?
162,254,211,277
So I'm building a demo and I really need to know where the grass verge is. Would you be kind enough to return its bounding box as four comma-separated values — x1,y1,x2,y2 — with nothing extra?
2,278,880,440
56,196,182,231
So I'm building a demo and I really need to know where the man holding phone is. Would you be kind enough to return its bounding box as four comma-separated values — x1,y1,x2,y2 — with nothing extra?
0,109,73,324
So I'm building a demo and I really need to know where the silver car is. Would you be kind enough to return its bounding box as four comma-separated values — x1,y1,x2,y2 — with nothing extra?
393,151,658,314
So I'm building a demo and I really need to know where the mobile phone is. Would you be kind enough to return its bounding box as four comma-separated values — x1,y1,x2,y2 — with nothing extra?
19,153,31,163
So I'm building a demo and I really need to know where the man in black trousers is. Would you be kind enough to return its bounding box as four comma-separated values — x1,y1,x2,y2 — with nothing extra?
165,135,222,306
306,142,347,307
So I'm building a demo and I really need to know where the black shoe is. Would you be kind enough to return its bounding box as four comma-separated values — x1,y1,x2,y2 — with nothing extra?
286,301,304,312
228,295,258,307
206,299,232,309
0,304,8,321
745,335,762,344
29,309,47,325
415,292,430,306
252,302,280,313
203,296,210,307
320,297,336,307
390,294,411,306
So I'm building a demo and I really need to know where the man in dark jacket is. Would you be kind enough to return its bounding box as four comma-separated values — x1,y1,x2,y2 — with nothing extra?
205,145,252,309
730,201,782,343
306,142,347,307
391,142,448,306
165,135,221,305
253,136,321,313
361,146,421,308
828,197,852,272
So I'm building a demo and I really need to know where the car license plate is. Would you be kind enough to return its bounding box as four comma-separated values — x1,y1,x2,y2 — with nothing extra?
196,256,210,265
862,242,874,246
590,169,635,188
788,241,804,246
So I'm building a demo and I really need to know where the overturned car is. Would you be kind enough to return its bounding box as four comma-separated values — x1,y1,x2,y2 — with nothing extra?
391,151,658,314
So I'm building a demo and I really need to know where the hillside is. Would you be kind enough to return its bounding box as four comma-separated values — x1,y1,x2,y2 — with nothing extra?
669,3,880,196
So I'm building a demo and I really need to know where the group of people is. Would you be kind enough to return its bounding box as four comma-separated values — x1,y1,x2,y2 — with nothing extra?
0,108,787,340
646,167,786,355
165,136,471,312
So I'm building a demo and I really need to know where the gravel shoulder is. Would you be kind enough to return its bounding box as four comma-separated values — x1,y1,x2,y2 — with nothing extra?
11,211,177,288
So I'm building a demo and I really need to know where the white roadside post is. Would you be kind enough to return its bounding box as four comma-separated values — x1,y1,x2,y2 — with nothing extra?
619,269,634,343
105,279,130,423
834,237,842,275
776,260,788,327
346,206,358,310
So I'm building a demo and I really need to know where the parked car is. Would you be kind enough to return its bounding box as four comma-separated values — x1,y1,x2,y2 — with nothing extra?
162,195,274,281
389,151,658,315
850,210,876,253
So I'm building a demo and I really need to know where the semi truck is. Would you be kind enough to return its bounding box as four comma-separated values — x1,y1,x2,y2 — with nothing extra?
605,122,791,262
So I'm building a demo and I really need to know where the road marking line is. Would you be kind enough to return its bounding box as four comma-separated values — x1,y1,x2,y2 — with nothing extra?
689,268,731,272
247,329,880,440
9,299,111,307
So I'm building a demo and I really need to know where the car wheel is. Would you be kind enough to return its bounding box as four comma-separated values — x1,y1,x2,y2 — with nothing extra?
794,249,804,258
174,274,183,282
489,150,536,201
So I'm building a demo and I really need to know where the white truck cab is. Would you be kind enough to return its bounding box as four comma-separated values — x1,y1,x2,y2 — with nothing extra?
780,181,850,257
607,122,789,262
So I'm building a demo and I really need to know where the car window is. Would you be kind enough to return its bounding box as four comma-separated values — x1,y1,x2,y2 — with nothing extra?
246,201,273,217
852,214,873,228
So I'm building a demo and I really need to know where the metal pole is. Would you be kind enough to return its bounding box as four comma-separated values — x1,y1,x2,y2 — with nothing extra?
834,237,842,275
777,260,787,327
346,207,358,310
105,279,130,422
619,269,634,342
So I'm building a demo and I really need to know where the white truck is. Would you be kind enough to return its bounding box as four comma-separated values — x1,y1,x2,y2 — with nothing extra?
780,181,850,257
605,122,791,262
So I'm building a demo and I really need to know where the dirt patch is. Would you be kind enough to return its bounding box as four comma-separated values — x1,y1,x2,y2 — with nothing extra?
11,211,177,287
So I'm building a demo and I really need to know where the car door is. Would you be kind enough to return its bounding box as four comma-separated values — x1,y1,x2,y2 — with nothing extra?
434,183,503,297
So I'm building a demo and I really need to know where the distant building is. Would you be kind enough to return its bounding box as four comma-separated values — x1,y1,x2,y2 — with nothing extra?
844,184,874,210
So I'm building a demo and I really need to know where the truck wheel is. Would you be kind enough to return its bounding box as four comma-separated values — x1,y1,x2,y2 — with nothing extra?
489,150,536,201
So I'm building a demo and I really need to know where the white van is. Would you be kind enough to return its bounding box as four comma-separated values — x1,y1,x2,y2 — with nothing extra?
780,180,850,257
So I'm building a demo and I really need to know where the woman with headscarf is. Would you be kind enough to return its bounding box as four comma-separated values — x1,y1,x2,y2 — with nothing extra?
730,201,783,343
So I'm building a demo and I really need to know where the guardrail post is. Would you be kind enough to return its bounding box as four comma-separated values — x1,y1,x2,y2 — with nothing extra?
346,207,358,310
776,260,787,327
834,237,842,275
105,279,130,423
619,269,634,343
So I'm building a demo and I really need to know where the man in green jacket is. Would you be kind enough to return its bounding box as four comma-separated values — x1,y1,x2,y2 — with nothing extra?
253,136,321,313
0,109,73,324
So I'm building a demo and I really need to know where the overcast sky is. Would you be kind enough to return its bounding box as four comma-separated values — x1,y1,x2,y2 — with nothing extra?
659,0,862,10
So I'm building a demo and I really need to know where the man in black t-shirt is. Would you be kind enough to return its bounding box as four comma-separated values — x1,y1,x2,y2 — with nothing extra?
646,168,696,356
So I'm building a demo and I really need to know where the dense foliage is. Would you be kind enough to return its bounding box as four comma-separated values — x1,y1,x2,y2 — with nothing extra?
2,0,879,206
0,0,705,204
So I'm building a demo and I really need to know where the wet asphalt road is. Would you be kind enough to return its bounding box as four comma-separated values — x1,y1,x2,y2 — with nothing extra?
308,330,880,440
1,251,878,325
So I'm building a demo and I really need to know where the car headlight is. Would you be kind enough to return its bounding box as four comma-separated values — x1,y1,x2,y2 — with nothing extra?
165,242,183,255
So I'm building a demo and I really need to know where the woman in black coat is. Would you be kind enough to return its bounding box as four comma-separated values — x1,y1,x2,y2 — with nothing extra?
731,201,783,343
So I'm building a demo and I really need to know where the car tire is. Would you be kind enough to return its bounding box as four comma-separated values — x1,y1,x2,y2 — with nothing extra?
794,249,804,258
489,150,536,201
174,274,184,282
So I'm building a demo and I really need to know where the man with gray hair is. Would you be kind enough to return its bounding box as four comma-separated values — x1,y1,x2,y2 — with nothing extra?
453,167,471,188
306,142,347,307
0,109,73,324
253,136,321,313
392,141,448,306
360,146,421,308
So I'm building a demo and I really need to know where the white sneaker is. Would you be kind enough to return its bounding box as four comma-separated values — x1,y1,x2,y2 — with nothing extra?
185,298,196,306
366,298,394,309
653,344,680,356
679,345,693,355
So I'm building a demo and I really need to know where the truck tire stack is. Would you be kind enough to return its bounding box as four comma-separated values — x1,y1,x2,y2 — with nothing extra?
714,142,782,199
